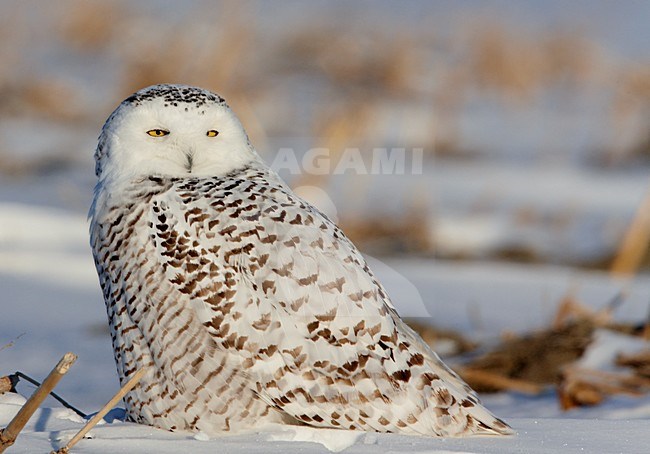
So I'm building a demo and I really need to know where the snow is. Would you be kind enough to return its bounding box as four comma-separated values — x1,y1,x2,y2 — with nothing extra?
0,203,95,290
317,160,650,265
2,391,650,454
577,329,649,372
384,258,650,338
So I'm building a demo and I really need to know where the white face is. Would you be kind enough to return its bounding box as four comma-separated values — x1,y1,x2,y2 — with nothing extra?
96,85,256,183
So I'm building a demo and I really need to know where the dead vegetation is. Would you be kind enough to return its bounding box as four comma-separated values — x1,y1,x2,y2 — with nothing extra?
403,319,477,357
608,64,650,165
460,319,595,393
58,0,123,52
609,189,650,277
1,3,646,161
409,291,650,411
0,3,648,267
464,23,598,103
0,358,147,454
0,353,77,453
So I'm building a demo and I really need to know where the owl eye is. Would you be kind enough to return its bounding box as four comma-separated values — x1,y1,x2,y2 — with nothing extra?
206,130,219,137
146,129,170,137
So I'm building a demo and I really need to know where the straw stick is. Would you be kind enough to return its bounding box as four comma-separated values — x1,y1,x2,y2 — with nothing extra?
0,352,77,453
0,377,12,395
610,188,650,276
53,367,147,454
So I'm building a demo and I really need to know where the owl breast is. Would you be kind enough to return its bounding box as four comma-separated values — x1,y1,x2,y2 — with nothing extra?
90,172,286,433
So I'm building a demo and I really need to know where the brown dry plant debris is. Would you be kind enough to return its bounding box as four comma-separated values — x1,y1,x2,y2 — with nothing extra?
58,0,123,52
558,367,650,410
616,350,650,379
404,319,477,356
340,211,432,256
461,319,595,393
0,353,77,453
0,377,12,395
414,292,650,410
609,188,650,277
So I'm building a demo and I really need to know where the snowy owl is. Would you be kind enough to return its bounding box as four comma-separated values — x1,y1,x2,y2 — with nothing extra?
89,84,512,437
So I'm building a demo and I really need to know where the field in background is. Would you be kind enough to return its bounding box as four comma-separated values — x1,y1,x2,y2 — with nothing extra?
0,0,648,267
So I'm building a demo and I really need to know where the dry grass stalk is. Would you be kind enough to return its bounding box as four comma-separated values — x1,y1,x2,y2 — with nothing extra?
467,24,545,102
340,210,432,255
117,2,264,147
283,25,419,96
463,317,595,392
616,350,650,378
59,0,122,51
542,31,598,86
0,352,77,453
0,377,11,394
199,1,253,93
608,64,650,163
557,375,604,410
552,291,618,330
552,291,591,329
0,78,82,121
52,367,147,454
464,21,598,105
120,2,253,95
457,367,543,395
610,188,650,277
640,305,650,341
296,100,374,190
643,323,650,342
0,334,23,353
558,366,650,410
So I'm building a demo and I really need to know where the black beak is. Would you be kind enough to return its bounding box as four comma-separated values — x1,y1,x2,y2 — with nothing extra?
185,152,194,173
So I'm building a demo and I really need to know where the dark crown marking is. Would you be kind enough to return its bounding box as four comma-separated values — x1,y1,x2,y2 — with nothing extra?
123,84,227,109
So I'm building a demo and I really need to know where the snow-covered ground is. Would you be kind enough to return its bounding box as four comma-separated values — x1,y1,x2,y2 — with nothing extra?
1,200,650,452
2,392,650,454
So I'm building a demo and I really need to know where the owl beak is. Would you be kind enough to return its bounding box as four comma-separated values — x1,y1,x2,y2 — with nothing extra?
184,151,194,173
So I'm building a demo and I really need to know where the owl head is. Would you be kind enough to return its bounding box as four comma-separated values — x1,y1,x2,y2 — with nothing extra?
95,84,257,182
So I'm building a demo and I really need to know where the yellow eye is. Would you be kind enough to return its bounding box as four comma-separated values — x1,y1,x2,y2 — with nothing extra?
206,130,219,137
146,129,169,137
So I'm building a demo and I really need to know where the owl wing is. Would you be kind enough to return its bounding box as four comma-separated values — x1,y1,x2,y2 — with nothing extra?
156,172,510,436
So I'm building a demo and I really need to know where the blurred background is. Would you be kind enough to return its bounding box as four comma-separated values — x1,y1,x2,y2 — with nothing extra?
1,0,649,417
1,0,649,265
